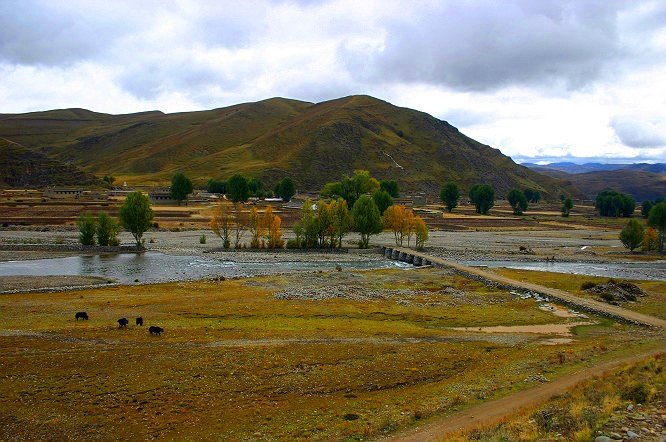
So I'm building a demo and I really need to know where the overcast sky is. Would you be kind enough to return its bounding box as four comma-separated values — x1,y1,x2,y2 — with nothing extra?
1,0,665,163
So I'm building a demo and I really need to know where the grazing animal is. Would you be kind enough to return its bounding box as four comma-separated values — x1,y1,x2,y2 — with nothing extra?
135,317,143,326
118,318,129,328
149,326,163,336
75,312,89,321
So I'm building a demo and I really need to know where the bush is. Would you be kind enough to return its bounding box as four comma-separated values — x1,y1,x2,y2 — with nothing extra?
580,281,597,290
621,382,652,403
199,234,206,244
76,213,96,245
96,212,119,246
286,238,300,249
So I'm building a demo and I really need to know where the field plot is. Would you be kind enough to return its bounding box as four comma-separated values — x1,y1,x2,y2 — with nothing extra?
0,268,663,440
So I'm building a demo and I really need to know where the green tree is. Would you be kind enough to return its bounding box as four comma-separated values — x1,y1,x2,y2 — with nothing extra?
561,197,573,217
321,170,379,208
469,184,495,215
507,188,528,215
595,189,635,217
77,213,96,246
351,195,382,248
380,180,400,198
119,191,154,248
275,177,296,201
170,172,193,203
440,182,460,212
103,175,115,185
206,179,226,194
523,189,541,203
96,212,120,246
642,200,654,218
619,219,644,252
372,189,393,215
227,174,249,204
647,202,666,253
248,178,264,197
330,198,352,248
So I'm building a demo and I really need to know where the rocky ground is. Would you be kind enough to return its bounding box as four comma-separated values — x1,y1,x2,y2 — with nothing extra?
595,401,665,442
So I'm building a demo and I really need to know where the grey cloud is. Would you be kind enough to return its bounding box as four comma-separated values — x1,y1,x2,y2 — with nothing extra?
339,0,629,92
611,117,666,149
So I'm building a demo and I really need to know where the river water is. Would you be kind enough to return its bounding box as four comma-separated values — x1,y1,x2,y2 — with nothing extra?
0,252,412,284
461,260,666,281
0,252,663,284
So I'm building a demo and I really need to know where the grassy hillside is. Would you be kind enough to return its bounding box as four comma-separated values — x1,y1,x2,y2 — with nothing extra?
532,167,666,201
0,96,578,197
0,138,101,188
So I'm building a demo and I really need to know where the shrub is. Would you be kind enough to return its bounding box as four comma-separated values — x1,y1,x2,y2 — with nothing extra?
199,234,206,244
286,238,300,249
76,213,96,245
96,212,119,246
580,281,597,290
621,382,652,403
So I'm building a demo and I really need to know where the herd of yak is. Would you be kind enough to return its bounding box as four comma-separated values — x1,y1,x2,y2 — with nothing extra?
75,311,163,335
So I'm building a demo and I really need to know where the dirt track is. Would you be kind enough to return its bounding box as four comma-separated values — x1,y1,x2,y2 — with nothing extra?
391,247,666,328
385,348,666,441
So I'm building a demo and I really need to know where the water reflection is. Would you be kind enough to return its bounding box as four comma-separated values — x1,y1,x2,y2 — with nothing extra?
0,252,411,284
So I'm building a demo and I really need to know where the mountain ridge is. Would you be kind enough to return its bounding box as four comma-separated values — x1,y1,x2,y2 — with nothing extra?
0,95,580,198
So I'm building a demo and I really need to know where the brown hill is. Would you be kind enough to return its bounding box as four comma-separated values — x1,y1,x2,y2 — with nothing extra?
0,138,101,188
531,167,666,201
0,96,579,198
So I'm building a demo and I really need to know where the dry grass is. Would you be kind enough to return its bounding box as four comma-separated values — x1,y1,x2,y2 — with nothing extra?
450,354,665,442
491,268,666,320
0,268,661,440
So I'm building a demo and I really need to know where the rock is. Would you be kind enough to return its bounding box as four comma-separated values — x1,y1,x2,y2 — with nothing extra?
610,432,622,439
627,430,639,439
627,404,635,411
595,437,613,442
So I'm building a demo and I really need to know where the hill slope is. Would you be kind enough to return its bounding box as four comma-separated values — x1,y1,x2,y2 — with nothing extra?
530,166,666,201
0,96,578,197
0,138,101,188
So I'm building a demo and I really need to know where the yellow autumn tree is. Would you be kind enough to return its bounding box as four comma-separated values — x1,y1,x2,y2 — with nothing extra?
643,227,658,251
414,215,428,249
248,206,265,248
262,205,284,249
210,201,234,248
383,204,407,246
402,208,416,247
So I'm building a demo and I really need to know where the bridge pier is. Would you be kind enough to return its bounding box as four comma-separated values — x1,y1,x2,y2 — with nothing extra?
384,247,393,258
391,249,400,260
413,256,422,266
398,252,407,262
406,254,414,264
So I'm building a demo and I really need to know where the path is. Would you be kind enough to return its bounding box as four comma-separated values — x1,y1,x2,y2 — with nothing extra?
384,347,665,441
389,247,666,328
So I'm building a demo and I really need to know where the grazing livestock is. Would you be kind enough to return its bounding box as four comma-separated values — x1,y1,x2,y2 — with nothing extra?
75,312,89,321
118,318,129,328
135,317,143,326
149,326,163,336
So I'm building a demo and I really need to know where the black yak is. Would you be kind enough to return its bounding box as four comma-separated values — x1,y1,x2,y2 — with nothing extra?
135,317,143,326
149,326,163,336
75,312,89,321
118,318,129,328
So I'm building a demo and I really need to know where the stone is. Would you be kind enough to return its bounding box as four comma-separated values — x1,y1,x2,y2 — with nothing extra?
627,430,639,439
595,437,613,442
627,404,635,411
610,432,622,440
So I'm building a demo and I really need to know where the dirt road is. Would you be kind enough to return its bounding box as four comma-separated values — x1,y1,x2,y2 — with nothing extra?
390,247,666,328
384,348,665,441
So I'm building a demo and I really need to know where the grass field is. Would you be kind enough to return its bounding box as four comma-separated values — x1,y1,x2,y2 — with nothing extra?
490,268,666,320
0,268,662,440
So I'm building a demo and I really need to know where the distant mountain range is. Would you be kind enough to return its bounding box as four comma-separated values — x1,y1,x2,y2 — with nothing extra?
524,162,666,201
0,95,578,198
522,162,666,175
